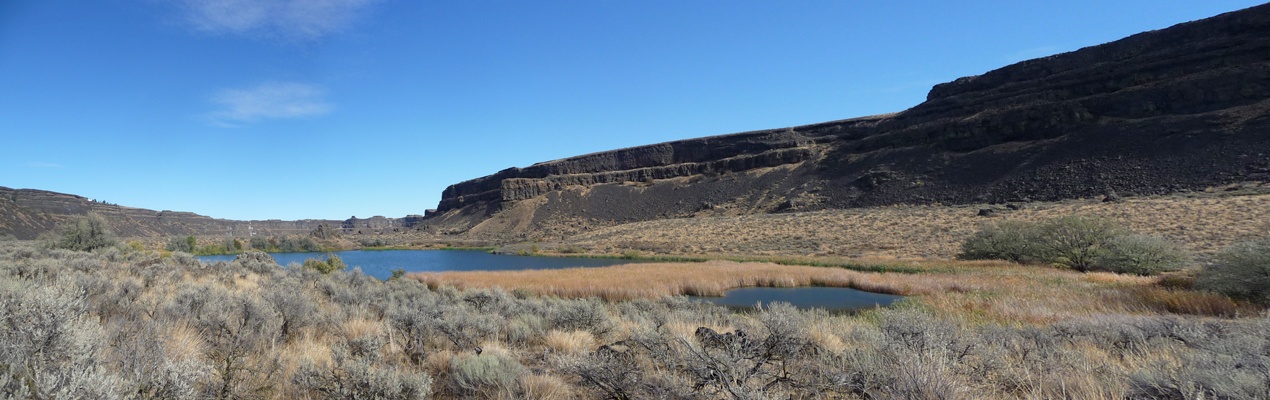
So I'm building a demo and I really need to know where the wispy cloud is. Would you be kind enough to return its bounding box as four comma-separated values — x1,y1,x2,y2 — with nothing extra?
26,162,66,168
176,0,379,40
208,82,333,127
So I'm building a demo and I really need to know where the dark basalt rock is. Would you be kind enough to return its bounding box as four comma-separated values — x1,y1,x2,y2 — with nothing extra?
418,4,1270,239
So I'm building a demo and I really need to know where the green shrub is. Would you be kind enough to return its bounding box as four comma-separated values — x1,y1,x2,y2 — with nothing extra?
166,236,193,253
280,237,322,253
388,268,406,281
956,215,1133,272
250,236,268,250
450,354,525,396
1096,234,1188,275
956,220,1037,263
1196,238,1270,304
551,298,612,335
186,236,197,253
1033,215,1123,272
39,213,118,252
302,253,347,275
0,281,123,398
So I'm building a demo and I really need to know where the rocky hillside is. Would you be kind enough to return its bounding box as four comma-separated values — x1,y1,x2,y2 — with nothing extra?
419,3,1270,240
0,187,422,239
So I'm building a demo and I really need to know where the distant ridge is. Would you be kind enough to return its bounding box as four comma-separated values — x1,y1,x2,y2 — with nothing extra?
0,186,423,239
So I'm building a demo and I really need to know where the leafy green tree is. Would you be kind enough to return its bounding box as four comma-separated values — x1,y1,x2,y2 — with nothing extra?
39,212,118,251
167,236,193,253
1034,216,1123,271
956,220,1038,263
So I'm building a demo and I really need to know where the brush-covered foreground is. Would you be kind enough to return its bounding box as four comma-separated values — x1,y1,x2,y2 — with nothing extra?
1,241,1267,400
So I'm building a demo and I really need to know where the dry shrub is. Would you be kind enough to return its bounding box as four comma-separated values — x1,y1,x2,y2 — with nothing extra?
1156,272,1196,289
1127,286,1257,317
450,353,526,397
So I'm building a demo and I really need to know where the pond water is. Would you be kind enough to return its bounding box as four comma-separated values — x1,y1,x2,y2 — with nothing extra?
195,250,648,281
690,286,904,312
197,250,906,310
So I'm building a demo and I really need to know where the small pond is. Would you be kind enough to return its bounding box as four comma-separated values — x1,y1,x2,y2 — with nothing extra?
195,250,648,281
197,250,906,311
690,286,904,312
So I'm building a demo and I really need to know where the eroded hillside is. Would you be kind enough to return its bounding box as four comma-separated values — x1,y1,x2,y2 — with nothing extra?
419,4,1270,241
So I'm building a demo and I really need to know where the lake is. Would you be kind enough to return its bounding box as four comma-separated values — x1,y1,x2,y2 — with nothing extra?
197,250,905,311
195,250,648,280
690,286,904,312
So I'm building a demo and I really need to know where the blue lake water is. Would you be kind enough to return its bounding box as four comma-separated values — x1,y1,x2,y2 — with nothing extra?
195,250,648,281
690,286,904,312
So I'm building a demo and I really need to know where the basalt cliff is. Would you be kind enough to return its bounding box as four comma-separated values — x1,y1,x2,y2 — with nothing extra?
419,3,1270,240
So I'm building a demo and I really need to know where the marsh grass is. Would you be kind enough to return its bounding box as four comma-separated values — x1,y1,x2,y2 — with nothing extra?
541,252,934,273
411,259,1260,323
410,260,943,301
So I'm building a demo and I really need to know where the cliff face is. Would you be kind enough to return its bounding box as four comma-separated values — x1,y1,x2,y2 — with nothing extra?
421,3,1270,239
437,129,818,211
0,187,419,240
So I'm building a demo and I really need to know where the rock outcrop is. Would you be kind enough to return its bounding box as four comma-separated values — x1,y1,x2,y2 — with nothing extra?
420,3,1270,239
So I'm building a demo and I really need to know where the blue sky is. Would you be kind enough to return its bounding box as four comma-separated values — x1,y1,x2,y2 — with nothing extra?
1,0,1263,221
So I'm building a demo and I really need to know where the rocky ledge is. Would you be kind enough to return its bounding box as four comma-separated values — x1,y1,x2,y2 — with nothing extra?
422,3,1270,239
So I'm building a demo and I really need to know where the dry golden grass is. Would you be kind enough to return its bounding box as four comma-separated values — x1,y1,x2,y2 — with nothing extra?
410,260,982,300
541,330,596,355
340,318,384,341
162,321,206,362
564,193,1270,258
411,259,1264,323
518,373,574,400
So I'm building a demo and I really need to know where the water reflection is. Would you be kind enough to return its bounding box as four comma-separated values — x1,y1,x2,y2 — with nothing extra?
690,286,903,311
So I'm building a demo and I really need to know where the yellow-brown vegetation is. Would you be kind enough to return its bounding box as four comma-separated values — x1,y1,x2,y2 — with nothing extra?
411,259,1261,323
564,193,1270,258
